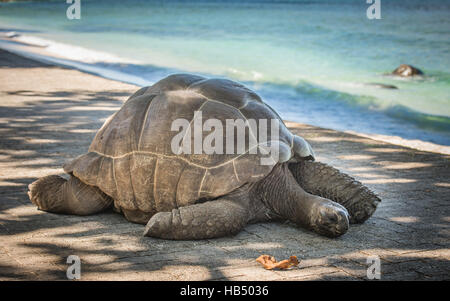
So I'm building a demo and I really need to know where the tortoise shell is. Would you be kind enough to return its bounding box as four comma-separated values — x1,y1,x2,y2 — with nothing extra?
64,74,314,214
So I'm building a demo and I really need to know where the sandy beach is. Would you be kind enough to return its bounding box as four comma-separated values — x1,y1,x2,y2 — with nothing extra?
0,49,449,280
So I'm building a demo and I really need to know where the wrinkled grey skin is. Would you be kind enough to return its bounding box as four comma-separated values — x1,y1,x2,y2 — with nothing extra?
28,74,380,240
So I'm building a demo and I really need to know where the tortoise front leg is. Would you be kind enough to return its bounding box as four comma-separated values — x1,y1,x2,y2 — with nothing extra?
143,192,250,240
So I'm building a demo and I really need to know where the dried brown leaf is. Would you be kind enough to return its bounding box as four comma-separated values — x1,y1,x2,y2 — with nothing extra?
256,255,299,270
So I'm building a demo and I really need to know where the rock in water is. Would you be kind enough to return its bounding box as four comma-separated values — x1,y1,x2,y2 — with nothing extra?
366,83,398,89
392,64,424,77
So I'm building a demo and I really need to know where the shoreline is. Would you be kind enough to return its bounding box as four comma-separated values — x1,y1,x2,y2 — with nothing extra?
0,35,449,155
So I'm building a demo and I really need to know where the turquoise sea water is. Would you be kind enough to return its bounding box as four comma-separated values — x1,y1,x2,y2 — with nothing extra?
1,0,449,145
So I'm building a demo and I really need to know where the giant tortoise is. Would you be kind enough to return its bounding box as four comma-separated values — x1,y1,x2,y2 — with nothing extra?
28,74,380,239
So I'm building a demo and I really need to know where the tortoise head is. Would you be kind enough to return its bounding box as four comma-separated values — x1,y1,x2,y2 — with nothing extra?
250,162,350,238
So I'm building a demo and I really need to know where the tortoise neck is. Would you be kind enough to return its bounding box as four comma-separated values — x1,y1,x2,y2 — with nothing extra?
250,163,312,226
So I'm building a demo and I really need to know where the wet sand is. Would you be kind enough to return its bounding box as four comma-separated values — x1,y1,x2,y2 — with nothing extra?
0,49,449,280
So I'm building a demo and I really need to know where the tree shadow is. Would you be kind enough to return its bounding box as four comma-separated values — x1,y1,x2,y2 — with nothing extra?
0,48,52,68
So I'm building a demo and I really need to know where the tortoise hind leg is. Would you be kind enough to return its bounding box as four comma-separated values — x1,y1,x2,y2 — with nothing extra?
28,175,112,215
144,193,249,240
